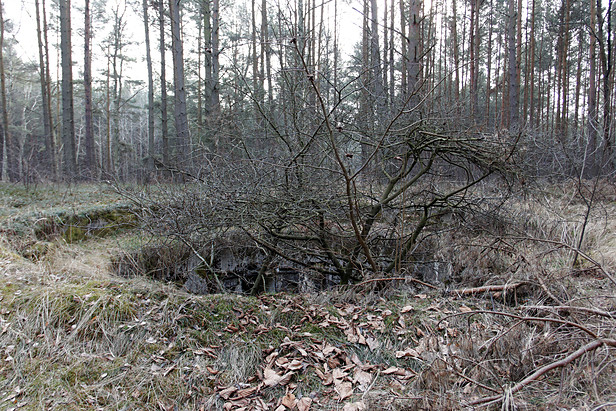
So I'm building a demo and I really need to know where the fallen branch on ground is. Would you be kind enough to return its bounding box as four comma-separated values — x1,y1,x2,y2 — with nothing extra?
354,276,438,289
449,282,528,296
467,338,616,407
524,305,615,318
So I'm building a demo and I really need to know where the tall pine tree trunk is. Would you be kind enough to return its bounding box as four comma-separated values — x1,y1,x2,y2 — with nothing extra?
528,0,536,128
588,0,598,172
59,0,77,179
507,0,519,131
370,0,385,120
0,1,18,181
596,0,613,165
389,0,395,109
408,0,421,108
35,0,56,179
110,4,125,178
143,0,155,176
43,0,57,177
450,0,460,108
262,0,273,110
159,0,169,167
0,1,7,181
211,0,221,118
251,0,260,126
469,0,478,121
84,0,96,178
169,0,190,166
486,0,493,125
197,17,203,133
400,0,407,97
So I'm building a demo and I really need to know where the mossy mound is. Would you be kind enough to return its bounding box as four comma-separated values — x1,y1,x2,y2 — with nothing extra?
21,241,56,261
32,204,137,243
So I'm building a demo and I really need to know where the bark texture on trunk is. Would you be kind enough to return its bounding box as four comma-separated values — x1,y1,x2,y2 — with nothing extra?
169,0,190,164
60,0,77,179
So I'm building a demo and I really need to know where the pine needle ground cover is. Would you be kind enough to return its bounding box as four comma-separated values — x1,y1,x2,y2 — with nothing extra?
0,183,615,410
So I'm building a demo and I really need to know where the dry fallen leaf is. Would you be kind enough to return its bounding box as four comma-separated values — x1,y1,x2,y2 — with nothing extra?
366,337,380,351
224,324,240,333
263,368,283,387
286,359,304,371
265,351,279,364
327,356,342,369
395,347,419,358
459,305,473,313
344,327,358,344
193,347,217,358
224,398,249,410
447,327,459,337
342,401,366,411
295,346,309,357
234,385,259,399
334,381,353,401
400,305,414,313
281,393,296,408
314,367,333,385
264,368,295,387
350,353,363,367
353,369,372,391
218,386,238,400
382,366,405,376
323,343,338,356
254,324,271,334
278,372,294,386
297,397,312,411
332,368,348,381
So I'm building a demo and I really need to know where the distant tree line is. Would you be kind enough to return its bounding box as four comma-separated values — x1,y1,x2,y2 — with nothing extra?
0,0,613,182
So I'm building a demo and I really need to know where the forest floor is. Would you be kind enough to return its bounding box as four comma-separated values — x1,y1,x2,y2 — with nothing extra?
0,183,615,410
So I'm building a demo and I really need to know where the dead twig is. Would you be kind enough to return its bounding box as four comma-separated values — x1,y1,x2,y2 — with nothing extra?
438,310,599,339
467,338,616,407
536,270,565,305
440,356,501,394
355,276,438,289
449,282,528,296
524,305,615,318
511,236,616,287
